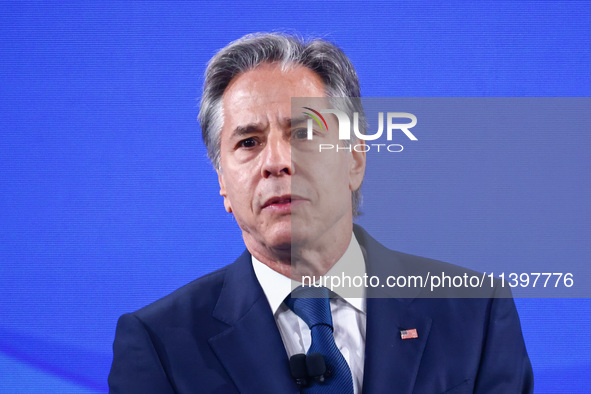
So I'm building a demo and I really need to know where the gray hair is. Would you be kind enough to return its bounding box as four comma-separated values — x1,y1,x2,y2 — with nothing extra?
198,32,364,216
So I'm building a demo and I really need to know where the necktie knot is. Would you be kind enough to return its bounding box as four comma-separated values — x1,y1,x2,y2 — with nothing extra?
286,286,333,330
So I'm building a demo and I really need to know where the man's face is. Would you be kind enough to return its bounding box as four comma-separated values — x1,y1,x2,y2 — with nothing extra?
217,63,365,262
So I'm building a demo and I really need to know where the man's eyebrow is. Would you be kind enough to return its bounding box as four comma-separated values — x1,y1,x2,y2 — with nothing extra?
231,118,308,135
287,116,308,126
232,123,264,137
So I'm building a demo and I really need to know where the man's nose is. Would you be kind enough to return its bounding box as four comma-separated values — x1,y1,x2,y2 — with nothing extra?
261,131,292,178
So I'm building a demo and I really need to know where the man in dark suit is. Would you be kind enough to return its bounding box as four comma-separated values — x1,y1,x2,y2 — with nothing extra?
109,33,533,393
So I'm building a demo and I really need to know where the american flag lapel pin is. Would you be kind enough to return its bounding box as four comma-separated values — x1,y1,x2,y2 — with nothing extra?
400,328,418,340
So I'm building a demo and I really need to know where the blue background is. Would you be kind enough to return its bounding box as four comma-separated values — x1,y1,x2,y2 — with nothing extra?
1,2,590,393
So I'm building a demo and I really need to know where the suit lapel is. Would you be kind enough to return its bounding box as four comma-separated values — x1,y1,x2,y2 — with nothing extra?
363,298,432,394
208,251,298,394
355,225,433,394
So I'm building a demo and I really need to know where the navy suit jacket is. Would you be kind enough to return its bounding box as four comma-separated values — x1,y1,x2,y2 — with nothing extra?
109,226,533,393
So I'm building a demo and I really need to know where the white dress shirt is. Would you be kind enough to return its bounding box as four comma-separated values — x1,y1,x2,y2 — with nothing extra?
252,234,367,394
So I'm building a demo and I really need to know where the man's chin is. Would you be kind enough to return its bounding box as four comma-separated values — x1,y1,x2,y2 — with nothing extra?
262,228,311,253
263,226,292,251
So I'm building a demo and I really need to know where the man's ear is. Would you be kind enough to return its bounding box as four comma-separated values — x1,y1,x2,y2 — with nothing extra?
349,144,366,191
217,170,232,213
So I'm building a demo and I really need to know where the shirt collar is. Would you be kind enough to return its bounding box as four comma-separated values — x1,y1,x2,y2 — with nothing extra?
252,232,366,316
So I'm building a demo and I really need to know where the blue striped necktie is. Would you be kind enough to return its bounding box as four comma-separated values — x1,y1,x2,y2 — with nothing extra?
286,286,354,394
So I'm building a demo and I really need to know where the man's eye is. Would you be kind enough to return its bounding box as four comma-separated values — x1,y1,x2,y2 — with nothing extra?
292,128,309,140
237,138,257,148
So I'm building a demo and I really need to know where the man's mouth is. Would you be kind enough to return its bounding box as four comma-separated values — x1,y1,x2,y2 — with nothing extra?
261,194,308,213
262,195,292,209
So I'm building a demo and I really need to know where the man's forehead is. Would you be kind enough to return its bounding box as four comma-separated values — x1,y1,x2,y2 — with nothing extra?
230,117,300,136
222,103,293,131
220,66,329,134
